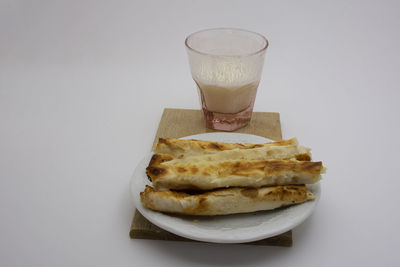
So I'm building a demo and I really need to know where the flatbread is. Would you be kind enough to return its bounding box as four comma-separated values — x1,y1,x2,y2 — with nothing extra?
140,185,315,216
141,137,325,216
147,159,324,190
149,145,311,167
154,137,301,158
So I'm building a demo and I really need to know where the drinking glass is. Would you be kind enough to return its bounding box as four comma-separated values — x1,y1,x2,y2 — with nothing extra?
185,28,268,131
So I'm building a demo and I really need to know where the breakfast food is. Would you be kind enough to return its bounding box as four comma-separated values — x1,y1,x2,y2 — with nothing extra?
152,143,311,166
147,159,324,190
141,184,315,216
154,137,300,157
140,137,325,216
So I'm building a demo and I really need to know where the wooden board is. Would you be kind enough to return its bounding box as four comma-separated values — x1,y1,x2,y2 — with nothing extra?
130,108,292,246
130,210,292,246
150,108,282,150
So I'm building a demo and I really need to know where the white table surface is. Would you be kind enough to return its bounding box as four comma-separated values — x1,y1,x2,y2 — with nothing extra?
1,0,399,266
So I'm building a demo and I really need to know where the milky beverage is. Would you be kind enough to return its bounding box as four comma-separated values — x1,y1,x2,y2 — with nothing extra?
194,58,260,112
185,29,267,130
195,81,258,114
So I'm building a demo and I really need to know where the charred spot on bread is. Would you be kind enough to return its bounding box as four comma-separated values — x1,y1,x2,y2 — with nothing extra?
295,153,311,161
148,154,160,166
146,166,166,176
158,138,167,144
240,188,259,198
148,153,174,166
304,161,322,170
208,143,223,150
251,144,264,148
177,167,187,173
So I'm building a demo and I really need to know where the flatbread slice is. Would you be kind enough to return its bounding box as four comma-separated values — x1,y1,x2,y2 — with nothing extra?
149,145,311,168
140,185,315,216
147,159,324,190
154,137,300,158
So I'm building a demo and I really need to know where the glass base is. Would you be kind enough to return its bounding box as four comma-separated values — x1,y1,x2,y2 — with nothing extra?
196,81,259,131
202,106,253,131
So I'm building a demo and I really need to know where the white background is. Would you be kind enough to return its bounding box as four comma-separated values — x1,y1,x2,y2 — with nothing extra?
1,0,399,266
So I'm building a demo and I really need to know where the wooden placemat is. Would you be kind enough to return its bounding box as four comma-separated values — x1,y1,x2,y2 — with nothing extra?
130,108,292,246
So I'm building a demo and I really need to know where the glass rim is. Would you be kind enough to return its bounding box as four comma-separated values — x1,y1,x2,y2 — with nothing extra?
185,28,269,58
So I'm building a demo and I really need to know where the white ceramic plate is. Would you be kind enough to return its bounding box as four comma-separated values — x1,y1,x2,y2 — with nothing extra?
130,132,320,243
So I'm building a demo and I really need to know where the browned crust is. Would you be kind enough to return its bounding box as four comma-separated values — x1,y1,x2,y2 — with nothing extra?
148,153,174,166
295,153,311,161
147,160,323,181
140,185,315,215
149,150,311,169
155,137,297,154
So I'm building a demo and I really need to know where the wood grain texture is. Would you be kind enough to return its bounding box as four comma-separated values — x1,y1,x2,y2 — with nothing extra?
130,108,292,246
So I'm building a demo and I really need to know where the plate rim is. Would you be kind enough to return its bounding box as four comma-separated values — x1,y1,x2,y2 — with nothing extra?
130,132,321,243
